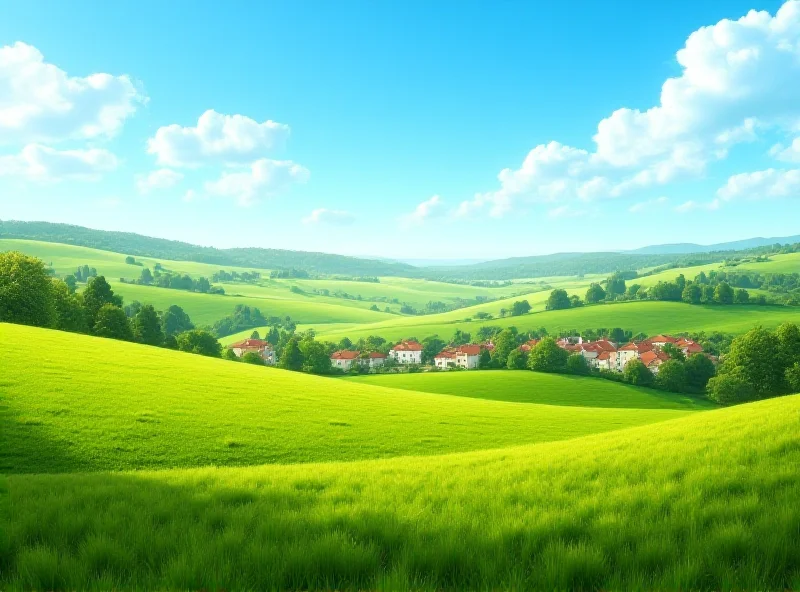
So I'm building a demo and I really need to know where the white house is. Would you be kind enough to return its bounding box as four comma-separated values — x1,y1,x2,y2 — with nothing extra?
228,338,275,365
455,344,482,369
331,350,360,371
390,340,423,364
364,351,387,369
434,350,456,370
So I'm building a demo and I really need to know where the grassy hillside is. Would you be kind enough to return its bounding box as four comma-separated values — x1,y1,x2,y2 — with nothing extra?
346,371,716,410
725,252,800,274
0,324,692,474
2,395,797,590
301,300,800,343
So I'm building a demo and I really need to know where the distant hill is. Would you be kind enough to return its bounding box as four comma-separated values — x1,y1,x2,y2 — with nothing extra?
626,235,800,255
0,220,416,277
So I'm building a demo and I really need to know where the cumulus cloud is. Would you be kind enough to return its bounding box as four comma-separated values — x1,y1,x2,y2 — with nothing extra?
203,158,309,205
0,41,144,144
401,195,444,226
0,144,118,181
147,110,291,167
302,208,355,225
769,138,800,162
458,0,800,217
136,168,183,193
547,205,586,219
717,168,800,200
628,196,669,213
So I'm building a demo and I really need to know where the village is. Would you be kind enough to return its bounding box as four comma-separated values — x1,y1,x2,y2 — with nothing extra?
226,333,707,375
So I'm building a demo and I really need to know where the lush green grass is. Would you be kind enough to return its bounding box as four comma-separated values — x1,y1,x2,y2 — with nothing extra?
725,252,800,274
2,395,797,590
302,300,800,343
0,323,693,474
345,371,716,410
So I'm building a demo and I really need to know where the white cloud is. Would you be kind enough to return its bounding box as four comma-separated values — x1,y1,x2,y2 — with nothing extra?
674,199,721,213
203,158,309,205
717,168,800,200
0,41,144,144
136,168,183,193
547,205,586,218
0,144,118,181
147,110,291,167
302,208,355,225
628,196,669,213
460,0,800,217
401,195,444,225
770,137,800,162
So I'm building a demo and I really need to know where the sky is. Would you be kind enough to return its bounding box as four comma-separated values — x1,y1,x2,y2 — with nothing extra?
1,0,799,260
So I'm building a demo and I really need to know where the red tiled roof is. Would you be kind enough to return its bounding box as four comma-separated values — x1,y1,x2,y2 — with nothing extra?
229,338,270,349
331,350,360,360
457,345,481,356
640,349,669,366
368,352,387,358
393,340,423,352
597,351,612,361
435,350,457,359
592,339,617,352
648,334,678,344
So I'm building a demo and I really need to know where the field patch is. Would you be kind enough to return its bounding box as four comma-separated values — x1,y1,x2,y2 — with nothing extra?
346,371,716,410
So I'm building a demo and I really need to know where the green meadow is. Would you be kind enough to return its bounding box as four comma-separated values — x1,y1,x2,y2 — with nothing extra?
346,371,716,409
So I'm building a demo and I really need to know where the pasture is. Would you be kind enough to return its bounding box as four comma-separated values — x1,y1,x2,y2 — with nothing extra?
0,323,692,474
346,371,716,409
2,394,797,590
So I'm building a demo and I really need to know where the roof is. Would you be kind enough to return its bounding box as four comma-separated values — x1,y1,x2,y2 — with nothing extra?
597,351,612,361
620,341,652,353
229,338,271,349
331,350,360,360
648,334,678,344
592,339,617,352
457,345,482,356
368,352,387,358
640,350,670,366
392,340,423,352
677,338,703,353
435,350,457,359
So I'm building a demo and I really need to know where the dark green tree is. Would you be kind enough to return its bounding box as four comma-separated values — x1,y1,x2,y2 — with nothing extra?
278,336,304,371
176,330,222,357
196,277,211,293
662,343,686,362
162,305,194,336
682,283,702,304
684,353,716,391
83,276,120,326
707,371,757,405
656,359,688,392
734,288,750,304
139,268,153,285
64,274,78,293
299,336,332,374
722,326,783,397
0,251,54,327
133,304,165,346
266,326,281,346
715,282,734,304
606,273,627,297
51,279,87,333
528,337,569,373
506,348,527,369
224,348,240,361
422,336,446,364
250,330,260,339
623,359,654,386
242,352,266,365
545,289,571,311
490,329,518,368
585,283,606,304
478,348,492,369
510,300,532,316
566,353,590,375
786,362,800,392
93,304,133,341
608,328,626,344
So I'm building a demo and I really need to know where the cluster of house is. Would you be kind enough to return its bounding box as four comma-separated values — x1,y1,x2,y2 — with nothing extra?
521,334,705,374
228,334,706,375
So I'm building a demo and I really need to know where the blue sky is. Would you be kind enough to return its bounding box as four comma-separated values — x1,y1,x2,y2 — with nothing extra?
1,0,799,259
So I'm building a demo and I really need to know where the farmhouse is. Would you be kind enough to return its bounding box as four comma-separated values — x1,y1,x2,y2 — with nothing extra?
331,350,361,371
228,338,275,365
434,349,457,370
640,349,670,374
390,340,423,365
364,351,387,369
434,344,483,370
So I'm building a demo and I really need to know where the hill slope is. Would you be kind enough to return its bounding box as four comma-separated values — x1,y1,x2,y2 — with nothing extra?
2,395,797,590
0,323,692,474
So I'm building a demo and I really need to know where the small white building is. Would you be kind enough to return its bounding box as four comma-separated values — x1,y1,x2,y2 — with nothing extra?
390,340,423,365
229,339,275,365
434,350,456,370
331,350,360,371
455,345,482,369
364,352,387,369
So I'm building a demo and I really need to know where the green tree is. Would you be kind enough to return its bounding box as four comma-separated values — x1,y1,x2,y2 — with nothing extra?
139,268,153,285
623,359,653,386
266,326,281,346
0,251,54,327
278,336,304,371
682,283,702,305
714,282,734,304
83,276,120,326
775,323,800,371
569,294,583,308
224,348,239,361
566,353,590,375
490,329,518,368
656,359,688,392
734,288,750,304
661,343,686,362
478,348,492,369
528,337,569,373
707,371,757,405
93,304,133,341
241,352,266,365
684,353,716,391
506,348,527,369
250,330,261,339
162,305,194,336
608,328,626,344
722,327,783,397
176,330,222,357
338,337,353,350
64,274,78,293
585,283,606,304
299,336,332,374
421,336,446,364
133,304,165,346
606,273,627,297
702,285,716,303
510,300,532,316
545,289,571,311
786,362,800,392
51,279,87,333
196,277,211,293
125,256,136,265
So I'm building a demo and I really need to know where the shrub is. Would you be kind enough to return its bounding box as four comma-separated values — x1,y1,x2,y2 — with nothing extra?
241,352,266,365
623,359,653,387
655,359,688,393
0,251,54,327
177,330,222,358
708,372,758,405
506,349,528,370
566,354,590,375
528,338,569,373
93,304,133,341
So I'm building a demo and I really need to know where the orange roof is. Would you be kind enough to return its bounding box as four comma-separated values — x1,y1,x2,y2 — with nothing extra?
592,339,617,352
368,351,387,358
229,338,270,349
393,340,423,352
435,350,456,359
457,345,482,356
648,334,678,344
331,350,360,360
597,351,612,361
640,350,669,366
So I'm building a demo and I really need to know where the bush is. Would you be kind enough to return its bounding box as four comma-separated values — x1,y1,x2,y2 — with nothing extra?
786,362,800,392
708,372,758,405
685,354,716,391
623,359,653,387
655,359,688,392
93,304,133,341
0,251,54,327
528,338,569,373
177,330,222,358
241,352,266,365
506,349,527,370
566,354,590,375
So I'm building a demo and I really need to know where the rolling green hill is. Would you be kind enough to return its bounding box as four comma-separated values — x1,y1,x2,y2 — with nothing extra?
0,323,693,474
2,393,797,590
345,371,716,409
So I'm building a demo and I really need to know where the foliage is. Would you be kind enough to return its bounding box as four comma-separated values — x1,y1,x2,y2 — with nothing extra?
566,353,591,375
623,359,654,387
132,304,165,346
707,371,757,405
50,279,87,333
527,337,569,373
490,329,519,368
786,362,800,392
0,251,54,327
83,276,121,326
161,304,194,337
510,299,531,316
545,289,571,311
684,353,716,391
93,304,133,341
299,336,332,374
241,352,266,365
506,348,527,370
278,336,304,371
176,329,222,357
585,283,606,303
655,360,688,393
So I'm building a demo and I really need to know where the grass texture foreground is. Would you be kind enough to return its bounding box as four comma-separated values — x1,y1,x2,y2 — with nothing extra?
0,395,798,590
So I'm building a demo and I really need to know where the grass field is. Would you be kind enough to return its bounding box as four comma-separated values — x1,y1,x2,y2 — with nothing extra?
2,393,797,590
345,371,716,410
298,300,800,343
0,323,693,474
